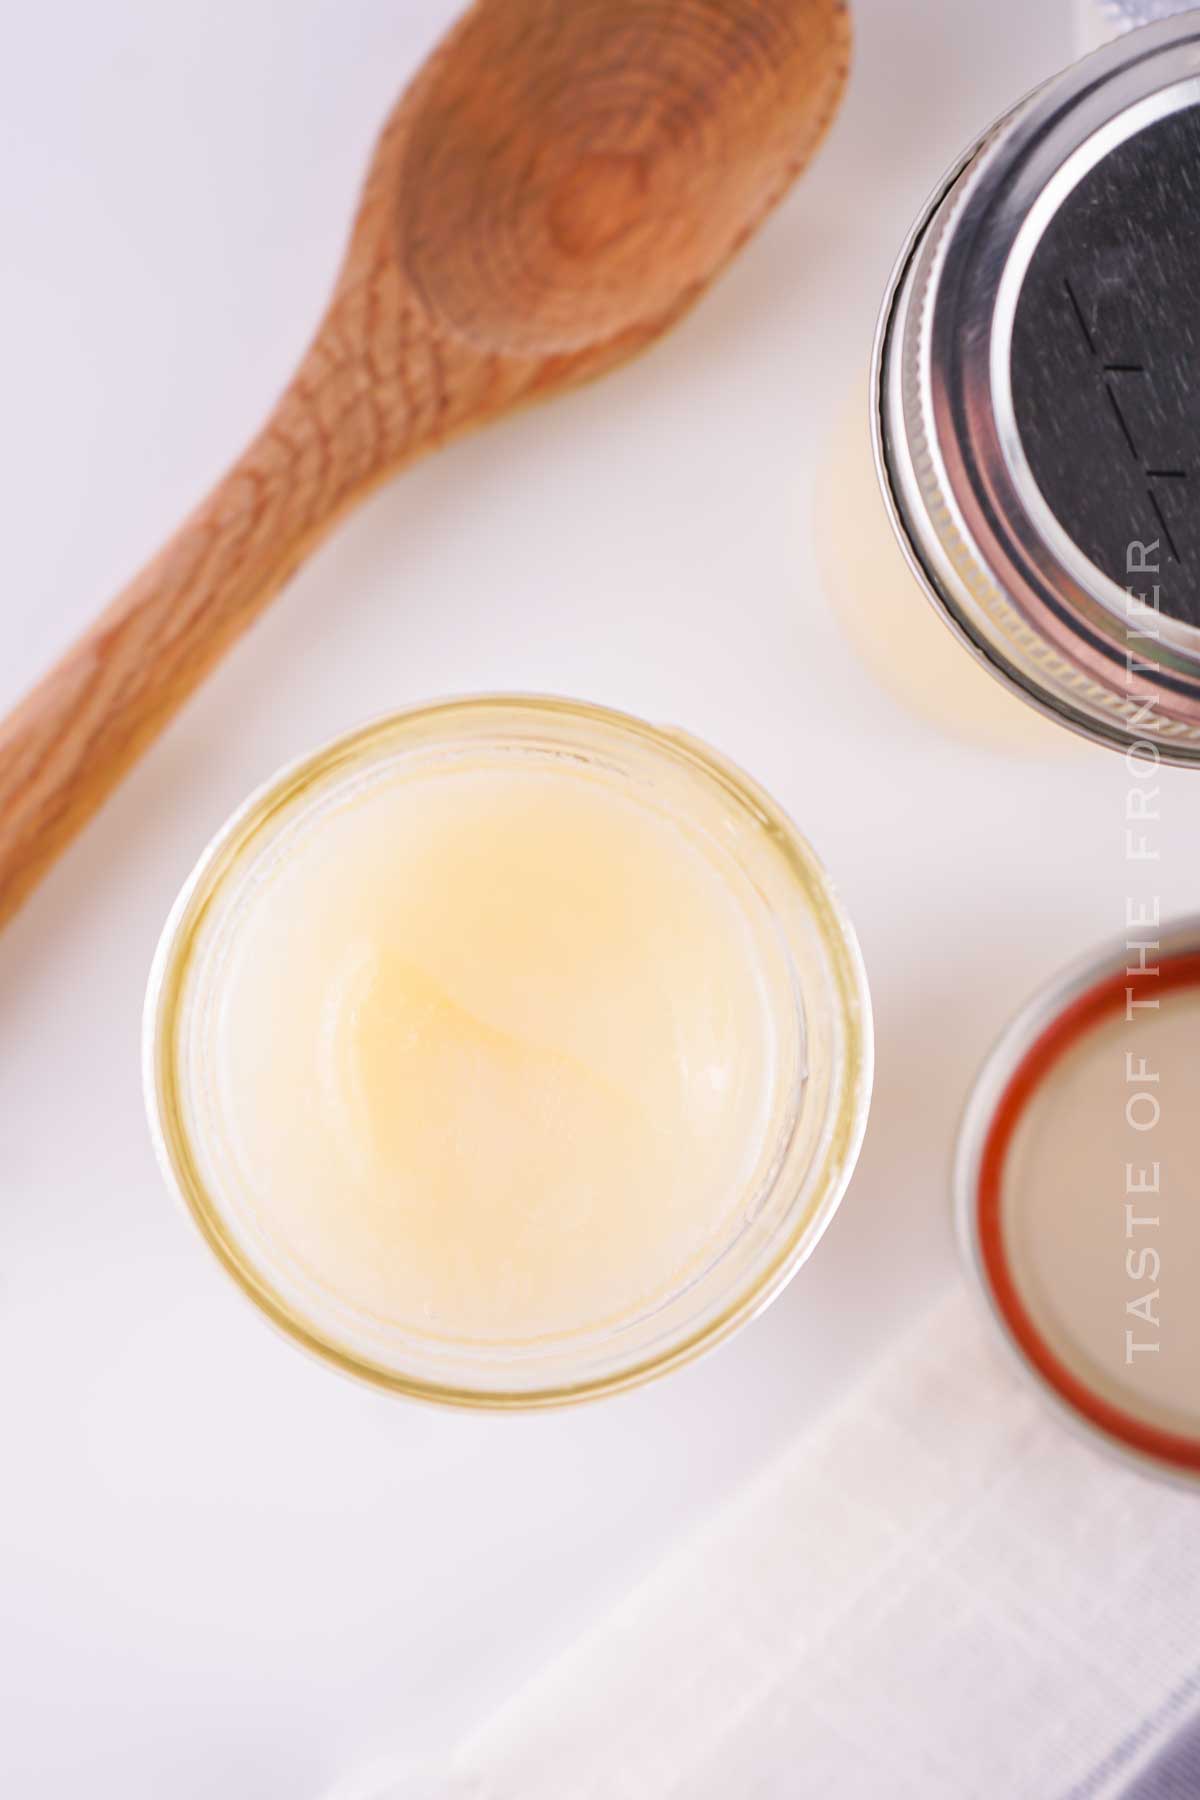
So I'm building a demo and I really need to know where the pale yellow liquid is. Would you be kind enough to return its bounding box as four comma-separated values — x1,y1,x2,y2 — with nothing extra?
207,763,777,1342
816,383,1078,755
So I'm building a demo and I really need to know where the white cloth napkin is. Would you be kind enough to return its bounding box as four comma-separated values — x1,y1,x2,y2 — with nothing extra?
335,1286,1200,1800
1076,0,1197,54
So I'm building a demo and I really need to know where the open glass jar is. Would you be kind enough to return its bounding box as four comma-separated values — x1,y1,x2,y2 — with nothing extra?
144,696,872,1408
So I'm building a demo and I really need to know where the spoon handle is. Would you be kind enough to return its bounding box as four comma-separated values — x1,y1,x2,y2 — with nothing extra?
0,347,389,932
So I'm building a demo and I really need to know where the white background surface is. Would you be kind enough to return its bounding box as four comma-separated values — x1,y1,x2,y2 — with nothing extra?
3,2,1197,1795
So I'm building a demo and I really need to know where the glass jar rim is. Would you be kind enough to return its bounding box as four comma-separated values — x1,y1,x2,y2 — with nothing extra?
144,694,874,1408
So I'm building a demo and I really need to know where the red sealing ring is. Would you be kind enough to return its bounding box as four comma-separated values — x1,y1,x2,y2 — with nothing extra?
976,951,1200,1475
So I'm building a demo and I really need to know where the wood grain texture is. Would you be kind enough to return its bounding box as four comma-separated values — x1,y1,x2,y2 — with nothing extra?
0,0,849,931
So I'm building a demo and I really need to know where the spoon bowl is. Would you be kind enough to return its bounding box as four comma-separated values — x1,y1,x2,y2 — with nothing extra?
396,0,849,354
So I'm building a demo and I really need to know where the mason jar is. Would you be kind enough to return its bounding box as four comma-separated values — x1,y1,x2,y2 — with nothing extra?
872,12,1200,765
144,696,872,1407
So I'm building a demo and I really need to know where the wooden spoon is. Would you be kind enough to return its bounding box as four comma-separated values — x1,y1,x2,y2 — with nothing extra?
0,0,849,930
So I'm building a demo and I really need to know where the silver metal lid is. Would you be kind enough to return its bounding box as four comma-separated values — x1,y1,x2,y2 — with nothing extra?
875,15,1200,763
